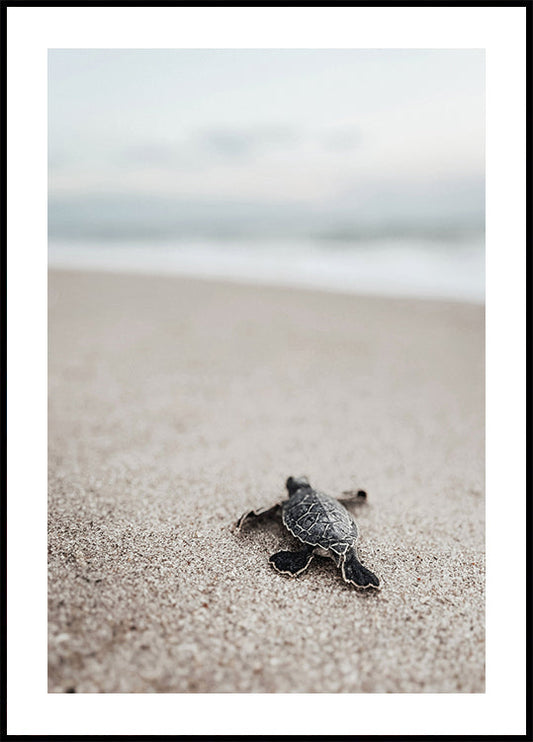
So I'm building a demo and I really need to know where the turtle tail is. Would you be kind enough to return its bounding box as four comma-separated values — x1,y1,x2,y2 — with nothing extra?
342,549,380,589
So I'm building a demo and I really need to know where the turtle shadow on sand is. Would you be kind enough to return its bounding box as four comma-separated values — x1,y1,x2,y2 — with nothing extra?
235,476,381,591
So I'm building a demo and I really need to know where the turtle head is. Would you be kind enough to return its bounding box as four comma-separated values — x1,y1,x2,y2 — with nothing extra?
286,475,311,496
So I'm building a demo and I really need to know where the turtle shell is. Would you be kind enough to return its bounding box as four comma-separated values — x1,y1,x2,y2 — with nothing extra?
281,487,358,561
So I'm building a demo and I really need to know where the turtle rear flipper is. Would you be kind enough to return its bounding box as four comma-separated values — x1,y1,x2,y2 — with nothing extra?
341,549,380,589
269,545,314,576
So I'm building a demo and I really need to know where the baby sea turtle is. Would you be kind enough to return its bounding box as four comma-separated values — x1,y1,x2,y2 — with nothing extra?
236,475,380,589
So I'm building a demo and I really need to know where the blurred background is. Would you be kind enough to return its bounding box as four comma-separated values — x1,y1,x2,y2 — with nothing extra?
48,49,485,302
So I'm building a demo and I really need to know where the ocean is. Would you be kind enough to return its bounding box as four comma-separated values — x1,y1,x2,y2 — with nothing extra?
48,197,485,303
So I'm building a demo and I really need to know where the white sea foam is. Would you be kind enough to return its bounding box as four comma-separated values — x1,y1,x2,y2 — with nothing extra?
48,237,485,304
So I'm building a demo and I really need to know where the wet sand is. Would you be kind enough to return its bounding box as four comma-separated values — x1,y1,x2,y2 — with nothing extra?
48,269,485,693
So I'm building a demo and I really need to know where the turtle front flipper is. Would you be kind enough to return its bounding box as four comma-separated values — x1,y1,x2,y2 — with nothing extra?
341,548,380,589
235,502,281,533
336,489,367,504
269,545,315,576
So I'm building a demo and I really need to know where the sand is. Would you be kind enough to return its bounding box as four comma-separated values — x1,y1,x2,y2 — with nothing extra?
48,269,485,693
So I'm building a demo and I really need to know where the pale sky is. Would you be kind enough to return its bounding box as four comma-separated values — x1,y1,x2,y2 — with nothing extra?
49,49,484,215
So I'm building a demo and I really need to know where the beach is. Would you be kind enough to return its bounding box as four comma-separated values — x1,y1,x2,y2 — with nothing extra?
48,268,485,693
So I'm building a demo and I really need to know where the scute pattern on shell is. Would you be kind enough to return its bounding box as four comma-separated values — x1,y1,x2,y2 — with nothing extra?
282,488,358,557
